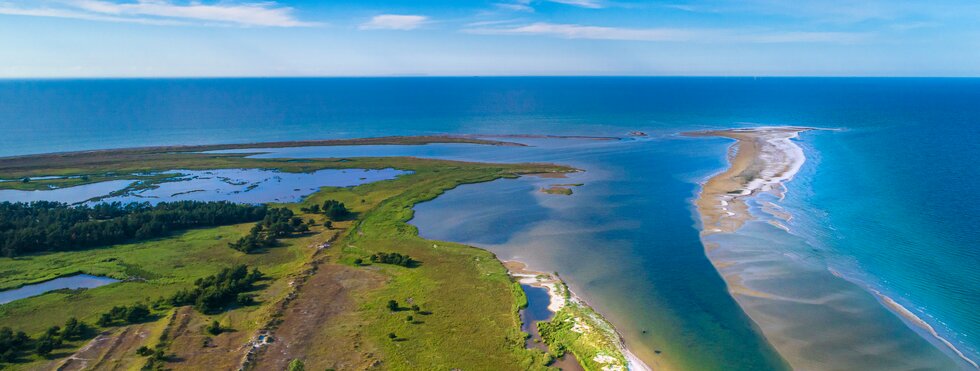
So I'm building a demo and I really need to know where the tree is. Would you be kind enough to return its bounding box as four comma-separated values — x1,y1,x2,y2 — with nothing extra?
387,333,397,340
321,200,351,220
386,300,399,312
96,313,113,327
353,258,363,266
206,320,222,335
287,359,305,371
61,317,87,340
137,346,153,356
125,304,150,323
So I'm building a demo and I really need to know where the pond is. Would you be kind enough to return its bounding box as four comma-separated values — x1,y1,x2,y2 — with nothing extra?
0,274,120,304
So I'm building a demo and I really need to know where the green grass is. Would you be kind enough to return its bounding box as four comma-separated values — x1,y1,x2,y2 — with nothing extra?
0,223,312,334
538,283,629,371
0,152,576,370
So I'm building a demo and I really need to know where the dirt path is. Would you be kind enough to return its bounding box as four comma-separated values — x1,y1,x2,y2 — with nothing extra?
251,262,384,370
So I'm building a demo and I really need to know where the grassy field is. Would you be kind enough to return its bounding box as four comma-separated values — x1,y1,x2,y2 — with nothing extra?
0,147,577,370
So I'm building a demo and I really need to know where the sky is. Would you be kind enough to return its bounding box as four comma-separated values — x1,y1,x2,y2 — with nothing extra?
1,0,979,77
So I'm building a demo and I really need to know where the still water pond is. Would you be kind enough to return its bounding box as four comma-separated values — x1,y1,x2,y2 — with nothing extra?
0,274,119,304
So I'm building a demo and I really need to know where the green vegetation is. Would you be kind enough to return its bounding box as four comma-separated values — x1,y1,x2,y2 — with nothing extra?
368,252,416,267
301,199,353,221
228,208,311,253
0,143,576,370
96,304,151,326
537,283,628,371
168,264,264,314
0,201,266,257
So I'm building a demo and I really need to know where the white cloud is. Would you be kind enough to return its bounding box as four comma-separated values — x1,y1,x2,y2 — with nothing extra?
0,0,316,27
465,22,869,43
494,2,534,12
359,14,428,30
546,0,604,9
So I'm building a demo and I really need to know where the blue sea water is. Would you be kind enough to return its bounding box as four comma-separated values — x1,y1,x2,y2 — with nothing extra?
1,77,978,369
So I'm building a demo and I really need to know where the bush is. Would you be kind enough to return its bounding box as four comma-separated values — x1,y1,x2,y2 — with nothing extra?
206,320,223,335
287,359,305,371
386,300,399,312
369,252,415,267
136,346,153,356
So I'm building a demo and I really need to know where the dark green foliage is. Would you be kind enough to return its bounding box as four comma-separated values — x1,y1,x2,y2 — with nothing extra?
0,327,30,363
136,345,153,356
353,258,363,266
169,265,263,313
386,300,399,312
321,200,351,220
61,317,88,341
229,208,311,253
387,332,397,340
411,304,420,312
236,293,255,306
0,201,266,257
369,252,416,267
406,315,413,322
206,320,223,335
98,303,151,326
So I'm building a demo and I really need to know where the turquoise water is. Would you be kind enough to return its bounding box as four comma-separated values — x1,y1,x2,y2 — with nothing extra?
1,78,978,369
0,274,119,304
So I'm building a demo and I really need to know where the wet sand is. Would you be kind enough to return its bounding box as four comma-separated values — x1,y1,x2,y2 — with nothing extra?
688,127,970,370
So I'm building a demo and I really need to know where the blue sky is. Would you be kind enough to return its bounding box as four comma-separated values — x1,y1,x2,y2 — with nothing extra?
1,0,978,77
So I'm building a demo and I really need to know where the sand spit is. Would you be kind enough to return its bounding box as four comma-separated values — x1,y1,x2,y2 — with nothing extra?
505,261,652,371
685,126,810,235
689,127,973,370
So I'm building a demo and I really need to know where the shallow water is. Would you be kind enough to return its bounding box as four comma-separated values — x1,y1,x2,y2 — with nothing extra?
3,78,979,369
0,168,407,205
242,138,790,370
0,179,136,203
0,274,119,304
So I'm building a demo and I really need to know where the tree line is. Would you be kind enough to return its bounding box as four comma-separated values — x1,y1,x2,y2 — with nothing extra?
0,201,267,257
228,208,313,253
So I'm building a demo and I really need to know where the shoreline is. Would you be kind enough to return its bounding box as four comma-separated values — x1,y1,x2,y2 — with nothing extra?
688,126,977,370
504,261,652,371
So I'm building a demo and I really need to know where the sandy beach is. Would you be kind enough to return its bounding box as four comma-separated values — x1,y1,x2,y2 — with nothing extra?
685,126,811,235
504,261,652,371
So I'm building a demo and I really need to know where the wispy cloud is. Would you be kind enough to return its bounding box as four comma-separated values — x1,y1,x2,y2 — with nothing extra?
546,0,604,9
0,0,316,27
465,22,869,43
359,14,429,30
494,2,534,12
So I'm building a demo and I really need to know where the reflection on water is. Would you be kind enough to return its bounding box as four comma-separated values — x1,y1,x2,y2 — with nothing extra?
0,274,119,304
0,168,407,205
235,138,789,370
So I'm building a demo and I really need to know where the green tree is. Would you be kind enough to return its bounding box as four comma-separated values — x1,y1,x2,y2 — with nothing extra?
287,358,305,371
386,300,399,312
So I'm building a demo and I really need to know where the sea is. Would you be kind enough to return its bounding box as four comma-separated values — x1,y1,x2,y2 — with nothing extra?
1,77,977,370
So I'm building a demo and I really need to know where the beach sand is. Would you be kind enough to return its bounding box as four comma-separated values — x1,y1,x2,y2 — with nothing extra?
688,127,971,370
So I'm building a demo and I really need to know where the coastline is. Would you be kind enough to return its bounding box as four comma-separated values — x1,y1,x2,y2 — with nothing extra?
688,127,975,370
504,261,653,371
